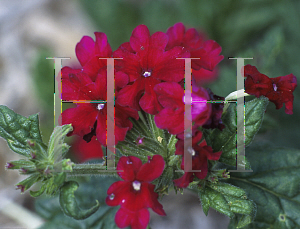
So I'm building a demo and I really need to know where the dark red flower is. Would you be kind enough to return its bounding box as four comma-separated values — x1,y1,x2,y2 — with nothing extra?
244,65,297,114
114,24,190,115
154,82,212,135
106,155,166,229
166,22,223,85
71,136,103,162
174,131,222,188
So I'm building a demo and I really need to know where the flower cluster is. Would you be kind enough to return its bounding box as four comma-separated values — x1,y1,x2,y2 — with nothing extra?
60,22,297,229
59,22,226,228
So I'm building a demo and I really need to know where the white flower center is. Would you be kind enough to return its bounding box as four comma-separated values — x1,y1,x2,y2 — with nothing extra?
143,71,151,77
273,83,278,91
97,104,105,110
132,180,141,191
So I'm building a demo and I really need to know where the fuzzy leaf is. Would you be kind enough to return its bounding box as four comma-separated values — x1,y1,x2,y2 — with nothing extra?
199,182,256,227
0,105,44,157
227,144,300,228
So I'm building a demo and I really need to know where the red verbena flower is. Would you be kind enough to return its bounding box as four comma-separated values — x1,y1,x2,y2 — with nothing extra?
154,82,212,135
173,131,222,188
114,24,190,115
166,22,224,85
244,64,297,114
106,155,166,229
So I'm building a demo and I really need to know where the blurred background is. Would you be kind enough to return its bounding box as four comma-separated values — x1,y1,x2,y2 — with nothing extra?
0,0,299,228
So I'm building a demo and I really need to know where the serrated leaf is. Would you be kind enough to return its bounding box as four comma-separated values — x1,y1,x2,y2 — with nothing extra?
208,97,269,167
227,144,300,229
198,182,256,226
35,176,120,229
0,105,43,157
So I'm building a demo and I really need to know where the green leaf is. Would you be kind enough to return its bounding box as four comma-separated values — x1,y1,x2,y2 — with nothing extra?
198,182,256,227
206,97,269,168
227,144,300,229
36,176,120,229
0,105,43,157
59,181,100,220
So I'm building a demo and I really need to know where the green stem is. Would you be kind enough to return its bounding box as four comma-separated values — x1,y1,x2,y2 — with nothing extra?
66,163,118,176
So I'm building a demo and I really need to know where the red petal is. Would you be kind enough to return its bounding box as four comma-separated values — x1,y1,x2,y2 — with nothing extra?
194,154,208,179
113,48,141,82
192,67,219,85
130,25,150,53
191,40,223,71
244,65,273,97
173,172,194,188
92,71,107,100
117,156,143,181
191,131,203,145
76,36,95,67
154,46,190,82
150,31,168,51
94,32,112,57
136,155,165,182
139,77,162,115
269,73,297,114
61,104,97,137
131,208,150,229
61,67,94,100
121,183,151,211
154,82,184,109
166,22,185,50
115,71,129,91
146,183,166,216
82,57,107,80
117,79,144,111
115,125,129,145
71,136,103,162
183,28,205,51
95,110,107,146
115,103,139,130
106,181,129,206
154,107,184,135
115,207,132,228
201,144,222,161
174,139,184,156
